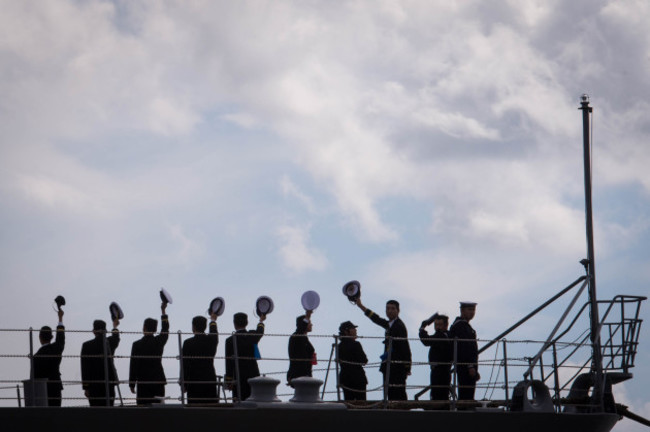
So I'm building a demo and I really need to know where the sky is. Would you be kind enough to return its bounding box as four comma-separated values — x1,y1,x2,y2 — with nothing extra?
0,0,649,429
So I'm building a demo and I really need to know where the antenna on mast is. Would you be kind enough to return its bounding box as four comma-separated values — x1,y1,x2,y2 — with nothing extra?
579,94,604,410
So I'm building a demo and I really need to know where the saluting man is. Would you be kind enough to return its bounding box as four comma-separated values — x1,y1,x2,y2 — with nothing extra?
419,313,453,402
354,298,412,400
449,301,480,401
33,307,66,406
225,312,266,401
129,298,170,405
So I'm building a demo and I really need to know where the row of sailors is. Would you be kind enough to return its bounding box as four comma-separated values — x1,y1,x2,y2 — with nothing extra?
32,298,479,406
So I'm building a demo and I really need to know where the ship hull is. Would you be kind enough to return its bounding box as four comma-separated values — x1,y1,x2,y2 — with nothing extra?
0,406,620,432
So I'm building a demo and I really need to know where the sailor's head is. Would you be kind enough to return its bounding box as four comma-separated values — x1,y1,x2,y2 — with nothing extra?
386,300,400,320
296,315,312,334
143,318,158,335
233,312,248,329
92,320,107,336
39,326,53,345
433,314,449,332
192,316,207,334
339,321,358,338
460,302,477,321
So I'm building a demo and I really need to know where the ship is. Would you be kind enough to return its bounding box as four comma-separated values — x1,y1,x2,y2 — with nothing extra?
0,96,647,432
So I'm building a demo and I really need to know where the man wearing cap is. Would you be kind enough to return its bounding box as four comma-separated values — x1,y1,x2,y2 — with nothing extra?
337,321,368,401
354,298,412,400
33,307,65,406
419,314,453,402
287,310,315,385
449,302,480,401
225,312,266,401
80,318,121,406
182,313,219,405
128,300,170,405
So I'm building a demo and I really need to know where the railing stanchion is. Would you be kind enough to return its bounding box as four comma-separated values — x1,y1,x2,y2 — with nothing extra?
502,339,509,408
552,341,561,412
334,336,341,401
233,332,242,403
177,331,185,405
452,337,458,411
383,337,393,407
16,384,22,408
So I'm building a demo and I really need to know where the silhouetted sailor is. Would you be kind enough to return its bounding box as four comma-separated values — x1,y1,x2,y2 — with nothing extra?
80,318,121,406
419,313,452,402
449,301,480,401
287,310,315,385
337,321,368,401
33,307,65,406
225,312,266,401
354,298,411,400
128,299,170,405
182,314,219,405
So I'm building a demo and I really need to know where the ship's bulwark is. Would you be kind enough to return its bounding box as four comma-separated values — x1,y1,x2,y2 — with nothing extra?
0,406,620,432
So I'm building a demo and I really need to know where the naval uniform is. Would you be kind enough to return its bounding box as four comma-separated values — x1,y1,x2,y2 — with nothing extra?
287,332,315,384
225,322,265,401
364,309,412,400
33,323,65,406
128,314,170,405
182,320,219,405
337,337,368,401
419,328,452,401
449,317,478,400
80,328,121,406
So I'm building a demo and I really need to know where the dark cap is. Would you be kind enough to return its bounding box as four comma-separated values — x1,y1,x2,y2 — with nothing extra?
460,301,477,308
339,320,357,335
109,302,124,320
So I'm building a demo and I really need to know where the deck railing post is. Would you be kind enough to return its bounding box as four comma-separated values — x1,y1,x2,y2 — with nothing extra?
334,336,341,401
233,332,242,403
177,331,185,405
502,339,509,408
452,337,458,411
383,337,393,407
16,384,22,407
102,330,110,406
552,342,561,413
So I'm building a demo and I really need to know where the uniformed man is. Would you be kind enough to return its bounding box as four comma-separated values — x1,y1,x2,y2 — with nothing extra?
225,312,266,401
449,301,480,401
128,300,170,405
33,307,65,406
419,313,452,401
354,298,412,400
80,318,121,406
287,310,315,385
182,313,219,405
337,321,368,401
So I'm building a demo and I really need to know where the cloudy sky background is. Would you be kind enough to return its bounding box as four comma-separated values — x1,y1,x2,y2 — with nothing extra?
1,0,649,429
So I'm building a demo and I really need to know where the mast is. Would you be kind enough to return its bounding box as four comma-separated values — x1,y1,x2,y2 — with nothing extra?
579,94,604,407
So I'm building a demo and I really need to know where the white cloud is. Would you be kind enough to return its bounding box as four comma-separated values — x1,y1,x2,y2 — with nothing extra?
276,224,328,273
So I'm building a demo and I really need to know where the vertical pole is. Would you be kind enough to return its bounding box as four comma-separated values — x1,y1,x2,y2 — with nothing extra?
383,337,393,406
580,94,604,409
322,341,336,399
334,336,341,402
102,331,110,406
552,342,561,413
502,340,509,408
28,327,36,406
177,331,185,405
17,384,22,408
233,332,242,403
452,337,458,411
